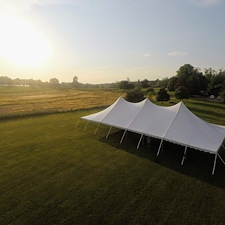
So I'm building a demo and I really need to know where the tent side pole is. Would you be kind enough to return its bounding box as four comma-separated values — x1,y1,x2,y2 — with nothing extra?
120,130,127,143
212,153,218,175
157,139,163,156
137,134,143,149
84,121,89,131
147,136,151,146
94,123,100,135
181,146,188,165
218,154,225,166
75,119,80,128
106,126,112,139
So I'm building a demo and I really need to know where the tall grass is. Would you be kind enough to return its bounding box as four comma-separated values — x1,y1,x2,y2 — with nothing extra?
0,87,125,119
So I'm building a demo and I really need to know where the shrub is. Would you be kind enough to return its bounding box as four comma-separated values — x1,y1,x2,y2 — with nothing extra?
146,87,154,93
125,89,145,103
156,88,170,104
174,86,190,100
220,89,225,104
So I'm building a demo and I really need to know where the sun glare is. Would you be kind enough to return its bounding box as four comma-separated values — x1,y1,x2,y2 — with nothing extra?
0,15,52,67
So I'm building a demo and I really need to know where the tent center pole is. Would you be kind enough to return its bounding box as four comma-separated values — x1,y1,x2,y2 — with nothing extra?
106,126,112,139
157,139,163,156
212,153,218,175
137,134,144,149
120,130,127,143
181,146,188,165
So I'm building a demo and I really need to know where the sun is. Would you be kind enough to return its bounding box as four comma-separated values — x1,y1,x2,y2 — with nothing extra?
0,15,52,67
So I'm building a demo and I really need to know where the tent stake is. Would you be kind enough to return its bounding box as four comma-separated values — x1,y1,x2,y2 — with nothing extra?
137,134,143,149
120,130,127,143
84,121,89,131
106,126,112,139
94,123,100,135
181,146,188,165
212,153,218,175
75,119,80,128
157,139,163,156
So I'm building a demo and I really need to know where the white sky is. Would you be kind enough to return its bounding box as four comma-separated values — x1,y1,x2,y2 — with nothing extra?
0,0,224,84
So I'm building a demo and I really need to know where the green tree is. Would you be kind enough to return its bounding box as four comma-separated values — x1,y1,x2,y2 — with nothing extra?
49,78,59,87
125,89,144,103
220,89,225,104
118,80,134,89
72,76,80,88
211,72,225,87
157,77,170,88
156,88,170,104
167,76,178,91
140,79,150,88
0,76,12,85
146,87,154,93
175,64,208,95
207,70,225,97
134,79,142,89
174,86,190,100
204,68,216,84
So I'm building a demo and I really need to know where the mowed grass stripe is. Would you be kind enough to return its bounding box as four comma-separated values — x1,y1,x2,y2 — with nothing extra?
183,99,225,125
1,111,225,224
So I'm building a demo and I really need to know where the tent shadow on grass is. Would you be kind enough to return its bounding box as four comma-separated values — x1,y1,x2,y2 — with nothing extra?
98,129,225,190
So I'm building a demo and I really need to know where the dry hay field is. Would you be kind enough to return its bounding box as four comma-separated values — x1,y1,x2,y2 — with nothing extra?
0,87,124,119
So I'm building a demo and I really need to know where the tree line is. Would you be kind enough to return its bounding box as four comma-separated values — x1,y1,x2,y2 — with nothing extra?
1,64,225,102
118,65,224,95
117,64,225,104
0,75,109,89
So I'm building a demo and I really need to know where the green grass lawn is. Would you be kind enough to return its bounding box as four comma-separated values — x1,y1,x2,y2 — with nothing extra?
1,106,225,225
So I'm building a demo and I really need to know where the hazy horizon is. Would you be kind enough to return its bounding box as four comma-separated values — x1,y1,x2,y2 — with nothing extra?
0,0,225,84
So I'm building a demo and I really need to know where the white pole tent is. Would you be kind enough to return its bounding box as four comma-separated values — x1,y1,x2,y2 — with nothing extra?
81,97,225,175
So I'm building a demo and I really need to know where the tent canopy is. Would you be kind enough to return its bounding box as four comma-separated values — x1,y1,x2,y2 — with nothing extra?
82,97,225,154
